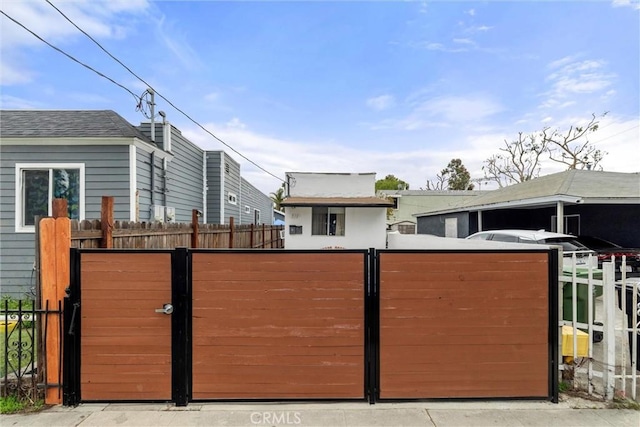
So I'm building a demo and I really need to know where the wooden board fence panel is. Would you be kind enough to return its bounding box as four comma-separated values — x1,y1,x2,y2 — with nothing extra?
378,251,550,399
79,252,172,401
70,220,283,249
190,251,366,399
39,217,70,404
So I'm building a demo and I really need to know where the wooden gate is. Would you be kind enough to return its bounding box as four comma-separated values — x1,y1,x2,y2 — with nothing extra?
190,251,368,400
64,248,557,405
68,251,174,402
376,250,556,399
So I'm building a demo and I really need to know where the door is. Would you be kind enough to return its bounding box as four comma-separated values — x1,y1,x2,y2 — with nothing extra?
79,252,173,400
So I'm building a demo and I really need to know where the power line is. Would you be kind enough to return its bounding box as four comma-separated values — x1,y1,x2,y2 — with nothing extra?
590,124,639,144
45,0,285,184
0,9,140,103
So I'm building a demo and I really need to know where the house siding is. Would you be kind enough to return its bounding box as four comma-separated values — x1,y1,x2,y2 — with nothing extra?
0,144,131,297
138,123,204,223
206,151,241,225
205,151,222,224
416,212,471,238
135,148,153,221
240,177,273,225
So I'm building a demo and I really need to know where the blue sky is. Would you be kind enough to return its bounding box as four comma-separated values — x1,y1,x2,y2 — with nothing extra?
1,0,639,193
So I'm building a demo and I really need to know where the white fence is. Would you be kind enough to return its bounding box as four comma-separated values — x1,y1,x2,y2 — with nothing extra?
560,253,639,400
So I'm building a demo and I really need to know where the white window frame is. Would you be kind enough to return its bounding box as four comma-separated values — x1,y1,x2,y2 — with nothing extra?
254,209,261,225
15,163,86,233
245,205,251,214
227,192,237,205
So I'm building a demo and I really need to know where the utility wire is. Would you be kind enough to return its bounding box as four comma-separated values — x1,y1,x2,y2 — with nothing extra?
45,0,285,184
590,124,639,144
0,10,139,104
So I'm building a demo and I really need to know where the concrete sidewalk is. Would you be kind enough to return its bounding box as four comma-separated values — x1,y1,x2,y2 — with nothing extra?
3,400,639,427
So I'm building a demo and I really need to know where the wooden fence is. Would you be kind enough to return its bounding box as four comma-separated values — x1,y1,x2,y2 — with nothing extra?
70,219,283,249
67,197,283,250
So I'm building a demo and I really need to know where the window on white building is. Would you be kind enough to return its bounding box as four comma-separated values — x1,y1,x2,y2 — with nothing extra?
312,207,345,236
15,163,85,232
228,192,237,205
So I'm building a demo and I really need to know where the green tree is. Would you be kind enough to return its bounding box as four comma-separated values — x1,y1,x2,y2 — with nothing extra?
270,187,285,212
425,159,474,190
375,174,409,191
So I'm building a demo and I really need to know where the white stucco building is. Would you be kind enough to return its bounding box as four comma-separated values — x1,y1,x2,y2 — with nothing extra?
281,172,392,250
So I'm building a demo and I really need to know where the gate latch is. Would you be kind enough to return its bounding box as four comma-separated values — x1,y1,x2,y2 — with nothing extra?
155,303,174,315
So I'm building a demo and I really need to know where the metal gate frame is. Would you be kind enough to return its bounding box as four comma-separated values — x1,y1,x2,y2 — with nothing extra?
63,247,558,406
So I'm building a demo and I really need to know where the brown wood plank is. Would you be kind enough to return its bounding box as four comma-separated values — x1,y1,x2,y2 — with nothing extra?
378,251,549,399
81,252,172,401
192,252,365,400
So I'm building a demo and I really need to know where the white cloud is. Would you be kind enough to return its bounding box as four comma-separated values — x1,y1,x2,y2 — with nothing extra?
204,92,219,102
417,41,468,53
226,117,246,129
0,60,33,85
366,94,395,111
463,25,493,34
417,94,504,123
540,57,616,110
453,38,475,45
611,0,640,10
365,92,503,132
154,14,204,70
0,1,202,85
0,1,151,86
466,9,476,16
177,110,638,195
0,94,45,109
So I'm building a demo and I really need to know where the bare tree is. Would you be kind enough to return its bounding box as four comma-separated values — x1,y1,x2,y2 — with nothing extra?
482,132,548,187
424,172,448,190
543,112,607,170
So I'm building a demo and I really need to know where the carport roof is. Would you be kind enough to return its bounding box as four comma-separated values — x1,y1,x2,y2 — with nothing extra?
282,197,394,207
414,170,640,217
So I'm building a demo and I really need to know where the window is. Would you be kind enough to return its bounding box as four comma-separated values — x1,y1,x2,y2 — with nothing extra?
228,192,237,205
245,205,250,214
312,207,345,236
390,196,399,209
224,162,230,174
15,163,85,232
254,209,261,224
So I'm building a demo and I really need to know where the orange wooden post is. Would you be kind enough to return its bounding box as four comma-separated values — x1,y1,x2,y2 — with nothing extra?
40,215,70,404
229,217,234,248
100,196,114,248
191,209,200,248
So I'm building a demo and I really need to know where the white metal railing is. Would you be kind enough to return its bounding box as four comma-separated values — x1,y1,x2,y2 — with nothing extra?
559,253,638,401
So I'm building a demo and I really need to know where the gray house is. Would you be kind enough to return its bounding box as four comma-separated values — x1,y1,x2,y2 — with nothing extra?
0,110,274,297
414,170,640,246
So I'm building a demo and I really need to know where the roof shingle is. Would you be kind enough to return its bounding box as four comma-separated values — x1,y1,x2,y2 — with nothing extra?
0,110,152,142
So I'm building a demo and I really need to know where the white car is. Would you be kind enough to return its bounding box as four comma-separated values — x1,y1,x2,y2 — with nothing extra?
466,229,596,265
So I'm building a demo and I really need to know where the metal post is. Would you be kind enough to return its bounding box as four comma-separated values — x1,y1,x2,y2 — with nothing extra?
556,201,564,234
149,88,156,143
602,261,616,400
